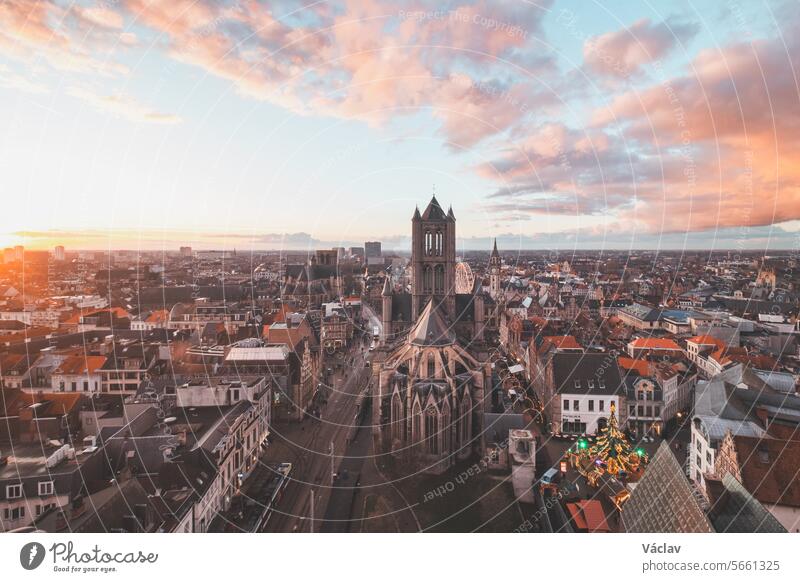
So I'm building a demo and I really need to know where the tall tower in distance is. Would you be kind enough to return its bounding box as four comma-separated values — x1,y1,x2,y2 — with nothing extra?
489,238,502,300
411,195,456,321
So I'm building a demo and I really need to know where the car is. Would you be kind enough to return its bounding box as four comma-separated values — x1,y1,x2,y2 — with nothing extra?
540,468,560,485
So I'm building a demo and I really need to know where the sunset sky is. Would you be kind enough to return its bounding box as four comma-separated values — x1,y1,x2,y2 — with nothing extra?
1,0,799,251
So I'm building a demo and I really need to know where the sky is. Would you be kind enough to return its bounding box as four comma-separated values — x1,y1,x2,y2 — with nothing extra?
1,0,800,252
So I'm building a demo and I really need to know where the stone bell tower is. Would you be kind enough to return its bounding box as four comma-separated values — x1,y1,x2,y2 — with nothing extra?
411,195,456,322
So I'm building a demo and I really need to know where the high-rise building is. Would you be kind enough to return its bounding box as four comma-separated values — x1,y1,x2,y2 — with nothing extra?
54,245,66,262
2,248,13,263
364,241,382,258
180,246,193,257
14,245,24,262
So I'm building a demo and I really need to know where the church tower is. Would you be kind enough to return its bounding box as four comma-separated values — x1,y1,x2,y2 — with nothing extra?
411,196,456,322
489,238,502,300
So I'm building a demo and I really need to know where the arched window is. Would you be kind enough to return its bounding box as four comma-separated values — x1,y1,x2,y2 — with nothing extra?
425,231,434,256
412,402,422,443
391,394,403,442
436,231,443,256
423,266,433,294
441,401,451,453
434,264,445,294
460,395,471,447
425,406,439,455
427,353,436,378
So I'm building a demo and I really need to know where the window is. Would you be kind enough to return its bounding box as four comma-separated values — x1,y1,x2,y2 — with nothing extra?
38,481,54,496
587,379,595,390
629,405,635,417
654,406,660,417
71,381,77,392
563,399,569,411
83,381,89,391
588,400,594,412
598,379,606,389
599,400,605,412
573,400,579,411
425,407,439,455
573,380,581,389
434,265,445,294
6,484,22,499
4,506,25,520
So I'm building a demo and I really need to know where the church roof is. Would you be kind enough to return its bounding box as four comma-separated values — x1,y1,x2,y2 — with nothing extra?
409,299,455,346
421,195,448,221
621,442,714,533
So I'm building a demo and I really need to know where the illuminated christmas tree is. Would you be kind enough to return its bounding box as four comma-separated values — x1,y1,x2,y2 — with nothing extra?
570,402,648,486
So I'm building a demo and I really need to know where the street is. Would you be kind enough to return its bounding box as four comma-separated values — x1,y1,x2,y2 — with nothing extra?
262,333,372,532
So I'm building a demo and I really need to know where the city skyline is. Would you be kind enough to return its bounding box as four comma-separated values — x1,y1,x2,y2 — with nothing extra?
2,1,799,251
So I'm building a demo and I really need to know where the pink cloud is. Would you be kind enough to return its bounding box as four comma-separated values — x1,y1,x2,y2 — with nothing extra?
583,18,699,78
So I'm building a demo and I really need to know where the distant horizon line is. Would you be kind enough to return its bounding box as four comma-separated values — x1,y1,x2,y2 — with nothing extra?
12,247,799,254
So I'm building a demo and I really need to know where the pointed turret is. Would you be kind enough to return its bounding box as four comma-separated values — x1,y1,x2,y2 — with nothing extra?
412,205,421,221
491,238,499,258
382,276,392,296
447,205,455,221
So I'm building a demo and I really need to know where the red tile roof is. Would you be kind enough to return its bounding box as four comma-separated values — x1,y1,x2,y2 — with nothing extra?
145,309,169,323
52,355,107,376
629,337,681,350
566,500,612,532
618,357,652,377
734,436,800,508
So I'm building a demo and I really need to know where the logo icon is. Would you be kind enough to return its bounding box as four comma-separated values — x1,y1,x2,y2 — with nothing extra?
20,542,46,570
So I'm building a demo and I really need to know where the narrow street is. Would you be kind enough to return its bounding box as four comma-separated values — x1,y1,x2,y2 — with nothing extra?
262,337,372,532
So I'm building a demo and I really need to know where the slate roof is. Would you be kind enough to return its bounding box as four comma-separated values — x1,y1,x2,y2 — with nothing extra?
621,442,714,533
552,352,624,396
420,195,448,221
408,300,455,346
390,293,412,322
707,473,787,533
454,293,476,322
